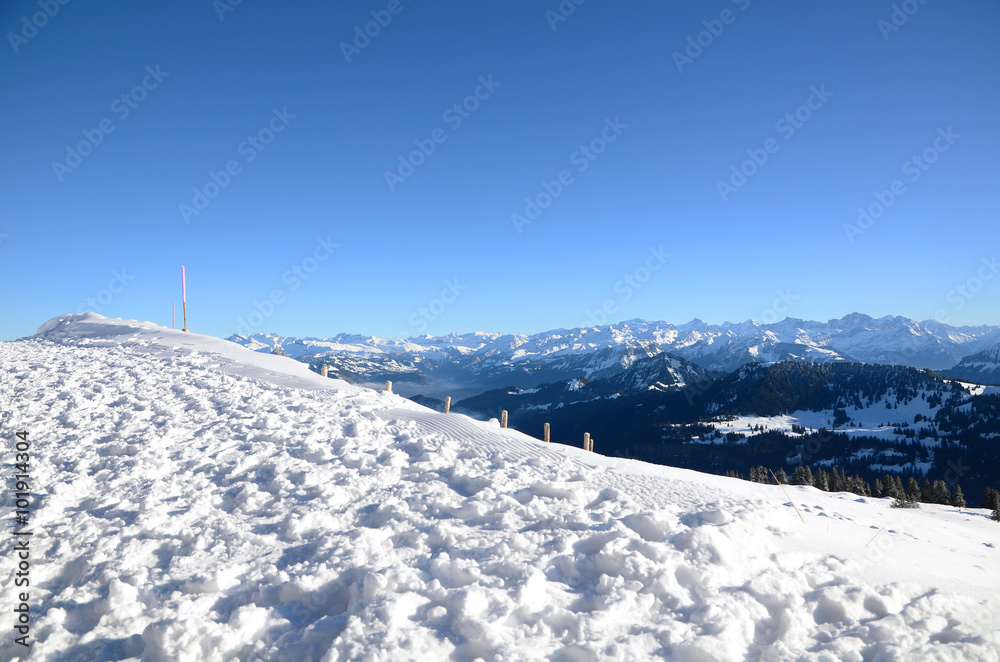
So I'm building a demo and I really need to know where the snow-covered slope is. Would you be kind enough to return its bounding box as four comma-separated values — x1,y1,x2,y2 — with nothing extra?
943,342,1000,385
2,314,999,661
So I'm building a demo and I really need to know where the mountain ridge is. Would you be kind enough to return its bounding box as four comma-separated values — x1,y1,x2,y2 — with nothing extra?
228,313,1000,396
942,343,1000,385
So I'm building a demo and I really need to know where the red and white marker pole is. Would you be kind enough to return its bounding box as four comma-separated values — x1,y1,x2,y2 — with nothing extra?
181,266,189,332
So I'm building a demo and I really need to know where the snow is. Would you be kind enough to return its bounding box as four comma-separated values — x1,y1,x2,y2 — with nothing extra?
2,314,999,661
963,383,1000,398
705,388,963,445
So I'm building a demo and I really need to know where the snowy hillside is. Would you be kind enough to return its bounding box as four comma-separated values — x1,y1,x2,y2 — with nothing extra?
229,314,1000,397
450,359,1000,496
454,352,716,420
2,314,999,661
943,342,1000,385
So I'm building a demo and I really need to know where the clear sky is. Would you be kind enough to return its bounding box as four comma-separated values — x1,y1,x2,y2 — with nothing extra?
2,1,998,341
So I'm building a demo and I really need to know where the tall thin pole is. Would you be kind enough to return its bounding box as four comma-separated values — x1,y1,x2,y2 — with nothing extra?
181,266,189,332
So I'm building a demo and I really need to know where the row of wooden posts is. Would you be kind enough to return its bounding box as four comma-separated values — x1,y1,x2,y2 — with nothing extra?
471,405,594,452
317,365,595,452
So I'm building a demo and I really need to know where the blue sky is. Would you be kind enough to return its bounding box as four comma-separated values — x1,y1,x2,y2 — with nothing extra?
2,0,998,341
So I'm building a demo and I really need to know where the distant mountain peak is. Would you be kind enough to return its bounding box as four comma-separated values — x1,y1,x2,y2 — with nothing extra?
837,312,877,325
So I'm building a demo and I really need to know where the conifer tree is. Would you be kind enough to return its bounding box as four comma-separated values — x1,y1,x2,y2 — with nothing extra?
776,467,788,484
828,467,844,493
950,485,966,509
892,477,921,508
790,466,807,486
873,478,884,498
891,494,920,509
982,487,1000,511
931,480,950,505
814,468,829,491
921,478,934,503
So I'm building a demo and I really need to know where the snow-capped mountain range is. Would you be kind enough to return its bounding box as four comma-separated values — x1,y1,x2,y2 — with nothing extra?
228,313,1000,395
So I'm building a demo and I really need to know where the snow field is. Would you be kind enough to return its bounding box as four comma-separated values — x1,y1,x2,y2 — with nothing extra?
0,315,997,661
704,386,964,443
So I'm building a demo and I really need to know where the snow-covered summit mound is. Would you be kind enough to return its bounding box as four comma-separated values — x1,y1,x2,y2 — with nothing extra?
32,313,360,394
1,314,998,661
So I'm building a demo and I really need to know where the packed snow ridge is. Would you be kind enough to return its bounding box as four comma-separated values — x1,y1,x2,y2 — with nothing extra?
2,314,998,661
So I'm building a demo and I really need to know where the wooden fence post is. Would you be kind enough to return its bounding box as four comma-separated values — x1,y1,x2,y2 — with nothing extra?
444,396,451,414
500,410,508,429
584,432,591,452
181,266,189,333
543,422,550,443
385,380,392,393
321,365,328,378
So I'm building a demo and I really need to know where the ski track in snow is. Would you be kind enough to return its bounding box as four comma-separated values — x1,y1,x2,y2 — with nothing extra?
0,315,998,661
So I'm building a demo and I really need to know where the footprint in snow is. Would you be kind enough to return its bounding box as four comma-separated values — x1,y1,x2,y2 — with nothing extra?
698,508,732,525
